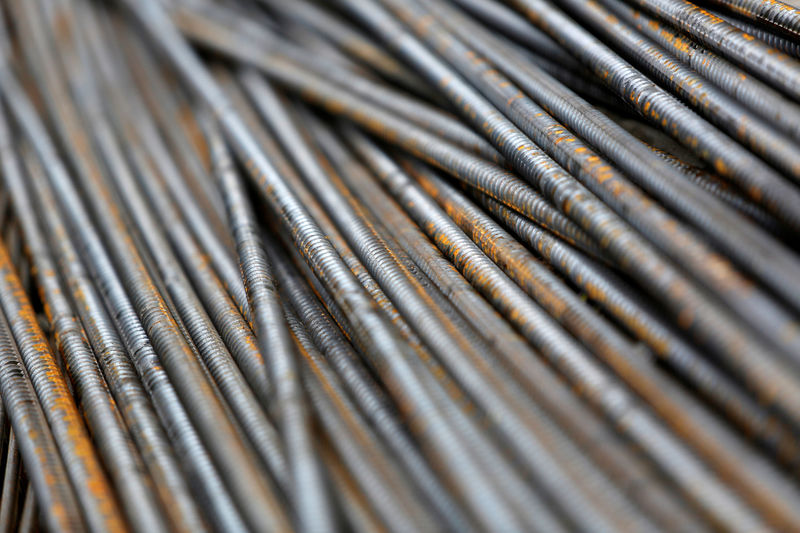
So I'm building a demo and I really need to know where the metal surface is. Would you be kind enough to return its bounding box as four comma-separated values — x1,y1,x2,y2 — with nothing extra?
0,0,798,531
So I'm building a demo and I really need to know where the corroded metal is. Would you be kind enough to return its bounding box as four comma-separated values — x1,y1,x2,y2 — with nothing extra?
621,0,800,98
1,0,799,531
706,0,800,37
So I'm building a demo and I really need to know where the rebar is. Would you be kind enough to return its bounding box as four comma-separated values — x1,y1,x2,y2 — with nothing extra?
0,0,798,531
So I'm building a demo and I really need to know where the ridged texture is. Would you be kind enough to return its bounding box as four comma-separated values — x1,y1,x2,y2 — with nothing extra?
1,0,799,530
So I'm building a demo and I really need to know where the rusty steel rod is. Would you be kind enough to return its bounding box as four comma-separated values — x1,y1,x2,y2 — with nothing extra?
0,308,84,533
601,0,800,140
620,0,800,98
0,0,799,530
705,7,800,57
321,0,800,433
404,0,800,358
703,0,800,37
346,128,799,529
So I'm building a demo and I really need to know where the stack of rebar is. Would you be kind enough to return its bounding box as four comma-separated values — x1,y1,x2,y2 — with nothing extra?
0,0,799,530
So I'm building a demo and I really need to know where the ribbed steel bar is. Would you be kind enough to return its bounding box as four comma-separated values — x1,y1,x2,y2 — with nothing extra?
170,10,598,255
120,3,542,531
704,0,800,36
0,229,126,532
346,127,800,530
311,114,705,531
80,24,290,505
706,8,800,56
169,3,502,164
117,29,251,323
0,430,20,532
7,122,169,533
469,191,799,463
130,108,271,406
413,0,800,360
0,24,270,533
563,0,800,183
255,0,432,98
223,68,583,533
622,0,800,97
241,71,614,532
508,0,800,227
0,308,84,532
23,133,209,533
224,82,538,532
287,304,440,533
335,0,800,435
602,0,800,140
204,109,333,532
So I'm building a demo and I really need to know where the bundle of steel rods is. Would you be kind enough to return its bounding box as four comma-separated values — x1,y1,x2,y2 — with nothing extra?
0,0,799,530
